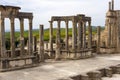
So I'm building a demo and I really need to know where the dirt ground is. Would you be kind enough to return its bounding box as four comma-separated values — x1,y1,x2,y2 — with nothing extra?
0,54,120,80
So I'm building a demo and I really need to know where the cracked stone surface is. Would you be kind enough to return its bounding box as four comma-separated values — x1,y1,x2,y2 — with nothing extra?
0,54,120,80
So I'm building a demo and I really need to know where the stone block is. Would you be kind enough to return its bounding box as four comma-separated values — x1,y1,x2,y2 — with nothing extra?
104,67,112,77
115,65,120,74
71,75,81,80
87,71,102,80
80,74,89,80
99,69,105,77
110,66,117,74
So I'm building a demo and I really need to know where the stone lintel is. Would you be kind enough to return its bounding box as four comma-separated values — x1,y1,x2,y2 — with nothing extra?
17,12,33,19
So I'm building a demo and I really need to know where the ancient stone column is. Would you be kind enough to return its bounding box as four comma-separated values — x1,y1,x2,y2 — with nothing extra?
55,20,61,60
75,22,77,49
117,20,120,51
82,21,86,49
78,21,82,50
72,20,76,50
108,23,111,47
88,21,92,48
0,16,6,58
28,18,33,55
10,17,15,57
97,26,101,53
39,25,44,62
19,18,25,56
49,21,53,57
109,2,112,11
111,21,115,47
33,36,37,52
65,20,69,51
112,0,114,10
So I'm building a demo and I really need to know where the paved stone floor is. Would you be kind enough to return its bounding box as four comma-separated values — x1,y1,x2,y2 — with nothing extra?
0,54,120,80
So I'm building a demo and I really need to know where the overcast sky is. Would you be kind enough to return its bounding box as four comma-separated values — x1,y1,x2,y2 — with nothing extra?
0,0,120,30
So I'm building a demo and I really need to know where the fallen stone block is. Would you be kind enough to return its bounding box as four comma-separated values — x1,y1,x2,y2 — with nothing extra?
80,73,89,80
104,67,112,77
87,71,102,80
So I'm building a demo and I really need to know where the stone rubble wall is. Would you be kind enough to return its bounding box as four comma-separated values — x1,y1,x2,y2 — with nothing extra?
60,64,120,80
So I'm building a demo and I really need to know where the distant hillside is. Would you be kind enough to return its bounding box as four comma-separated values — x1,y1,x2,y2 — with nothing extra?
5,26,105,41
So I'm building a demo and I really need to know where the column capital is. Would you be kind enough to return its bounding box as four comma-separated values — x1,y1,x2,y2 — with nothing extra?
49,21,53,23
57,20,61,23
40,24,44,27
28,18,33,23
9,17,14,23
65,20,69,24
19,18,24,21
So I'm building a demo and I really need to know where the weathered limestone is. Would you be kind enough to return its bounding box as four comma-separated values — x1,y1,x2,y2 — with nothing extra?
55,21,61,60
80,74,89,80
112,0,114,10
49,14,92,59
82,22,86,49
0,5,38,71
97,26,101,53
88,21,92,49
71,75,81,80
39,25,44,62
109,2,112,11
99,0,120,53
104,68,112,77
10,17,15,57
72,20,76,50
78,21,82,50
19,18,24,56
49,21,53,57
28,18,33,55
65,20,69,51
115,65,120,74
0,15,6,58
33,36,37,52
87,71,102,80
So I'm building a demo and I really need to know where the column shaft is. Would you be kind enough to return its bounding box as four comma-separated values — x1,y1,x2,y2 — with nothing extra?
72,21,76,50
19,18,25,56
0,17,6,58
108,23,111,47
33,36,37,52
55,21,61,60
97,26,101,53
10,18,15,57
82,22,86,49
28,18,33,55
39,25,44,62
49,21,53,56
88,21,92,48
78,21,82,50
65,21,69,51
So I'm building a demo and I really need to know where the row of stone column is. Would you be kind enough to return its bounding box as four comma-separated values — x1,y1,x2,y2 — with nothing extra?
0,16,33,58
49,20,92,59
